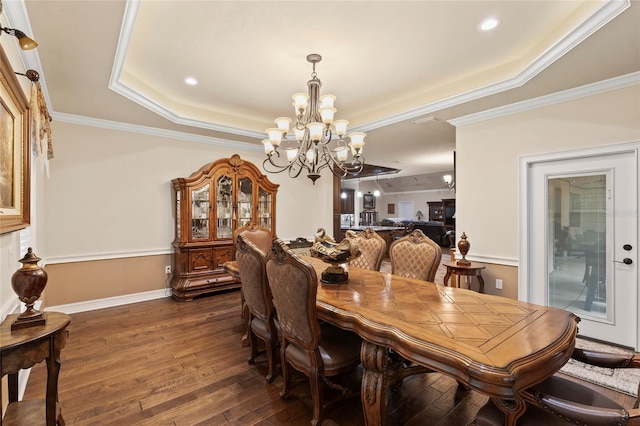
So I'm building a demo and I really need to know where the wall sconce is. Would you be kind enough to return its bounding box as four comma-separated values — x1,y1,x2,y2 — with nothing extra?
443,174,455,191
0,25,38,50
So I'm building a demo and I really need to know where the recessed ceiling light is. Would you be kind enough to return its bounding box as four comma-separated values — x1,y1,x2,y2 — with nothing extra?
478,17,501,32
185,76,198,86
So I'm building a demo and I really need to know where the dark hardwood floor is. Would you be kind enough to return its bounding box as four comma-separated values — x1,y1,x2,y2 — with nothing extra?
23,290,632,425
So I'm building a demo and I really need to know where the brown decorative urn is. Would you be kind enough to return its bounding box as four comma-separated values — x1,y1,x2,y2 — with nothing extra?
11,247,48,330
456,232,471,266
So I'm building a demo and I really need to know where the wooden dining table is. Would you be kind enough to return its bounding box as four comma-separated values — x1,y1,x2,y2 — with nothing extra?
304,257,579,426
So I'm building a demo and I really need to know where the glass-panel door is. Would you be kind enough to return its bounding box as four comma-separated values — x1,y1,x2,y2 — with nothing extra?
548,175,607,317
258,188,272,230
191,184,210,240
216,176,233,238
238,178,253,228
526,149,637,349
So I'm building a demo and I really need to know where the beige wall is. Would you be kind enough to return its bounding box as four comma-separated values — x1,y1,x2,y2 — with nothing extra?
455,84,640,297
43,254,173,306
39,120,334,306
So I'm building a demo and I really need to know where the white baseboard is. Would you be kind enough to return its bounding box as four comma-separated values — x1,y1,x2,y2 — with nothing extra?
46,288,171,314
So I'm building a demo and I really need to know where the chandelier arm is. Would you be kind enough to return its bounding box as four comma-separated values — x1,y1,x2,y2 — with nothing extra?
316,149,350,178
287,161,306,179
262,158,294,174
263,151,298,174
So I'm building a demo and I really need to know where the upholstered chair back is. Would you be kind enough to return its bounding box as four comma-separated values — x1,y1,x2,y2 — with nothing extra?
235,234,272,321
389,229,442,281
345,228,386,271
266,239,320,350
234,221,272,254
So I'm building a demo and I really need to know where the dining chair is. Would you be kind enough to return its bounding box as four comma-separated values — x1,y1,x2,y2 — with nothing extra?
235,234,279,383
473,347,640,425
266,239,362,426
344,227,386,271
232,221,274,347
389,229,442,281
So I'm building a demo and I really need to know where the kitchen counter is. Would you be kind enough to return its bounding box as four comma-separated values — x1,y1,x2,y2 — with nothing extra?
340,225,402,232
340,226,406,257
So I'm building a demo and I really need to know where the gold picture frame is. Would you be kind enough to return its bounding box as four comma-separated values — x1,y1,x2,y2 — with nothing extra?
0,45,30,234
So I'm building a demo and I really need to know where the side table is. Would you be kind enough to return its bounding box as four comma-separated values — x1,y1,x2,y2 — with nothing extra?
1,311,70,426
443,261,486,293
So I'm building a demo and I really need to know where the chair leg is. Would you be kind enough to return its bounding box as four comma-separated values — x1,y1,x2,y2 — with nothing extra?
280,345,292,400
309,366,324,426
240,290,250,347
265,333,278,383
247,325,259,364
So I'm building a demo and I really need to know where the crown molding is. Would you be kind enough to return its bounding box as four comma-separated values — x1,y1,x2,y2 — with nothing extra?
52,111,263,151
351,0,631,132
108,0,263,139
109,0,630,136
449,71,640,127
5,0,632,140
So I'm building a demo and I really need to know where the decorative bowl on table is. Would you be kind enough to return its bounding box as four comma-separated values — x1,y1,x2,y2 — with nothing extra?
310,229,361,284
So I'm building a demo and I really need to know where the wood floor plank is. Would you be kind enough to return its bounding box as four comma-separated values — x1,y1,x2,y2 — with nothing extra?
22,290,632,425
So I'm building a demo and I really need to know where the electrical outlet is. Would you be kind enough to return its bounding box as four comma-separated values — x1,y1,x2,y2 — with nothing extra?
165,265,172,274
495,279,503,290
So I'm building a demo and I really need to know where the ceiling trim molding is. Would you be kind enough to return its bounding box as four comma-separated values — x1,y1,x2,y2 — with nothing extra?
108,0,263,140
53,112,262,152
7,0,631,140
449,71,640,127
353,0,630,133
106,0,631,137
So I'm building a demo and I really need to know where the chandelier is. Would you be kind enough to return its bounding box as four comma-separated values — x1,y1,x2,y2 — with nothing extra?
262,54,365,184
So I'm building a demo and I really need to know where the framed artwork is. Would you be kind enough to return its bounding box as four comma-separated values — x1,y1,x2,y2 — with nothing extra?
0,45,30,234
363,193,375,210
387,203,395,214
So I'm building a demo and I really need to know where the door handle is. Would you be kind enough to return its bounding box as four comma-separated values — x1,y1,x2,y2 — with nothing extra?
614,258,633,265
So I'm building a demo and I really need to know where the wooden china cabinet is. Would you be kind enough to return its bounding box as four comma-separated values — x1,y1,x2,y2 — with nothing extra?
170,154,278,301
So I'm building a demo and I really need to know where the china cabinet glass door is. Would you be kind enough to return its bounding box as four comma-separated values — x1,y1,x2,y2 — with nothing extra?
191,184,210,239
216,176,233,238
238,178,253,228
258,188,272,230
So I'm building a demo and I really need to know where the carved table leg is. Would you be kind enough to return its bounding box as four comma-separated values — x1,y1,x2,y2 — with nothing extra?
361,341,396,426
491,396,526,426
443,269,452,287
476,274,485,293
46,333,63,426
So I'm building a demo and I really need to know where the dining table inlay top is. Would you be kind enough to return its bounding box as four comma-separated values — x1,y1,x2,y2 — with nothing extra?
304,256,578,425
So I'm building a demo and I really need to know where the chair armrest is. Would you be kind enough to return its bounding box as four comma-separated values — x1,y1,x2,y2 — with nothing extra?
531,390,630,426
572,348,640,368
